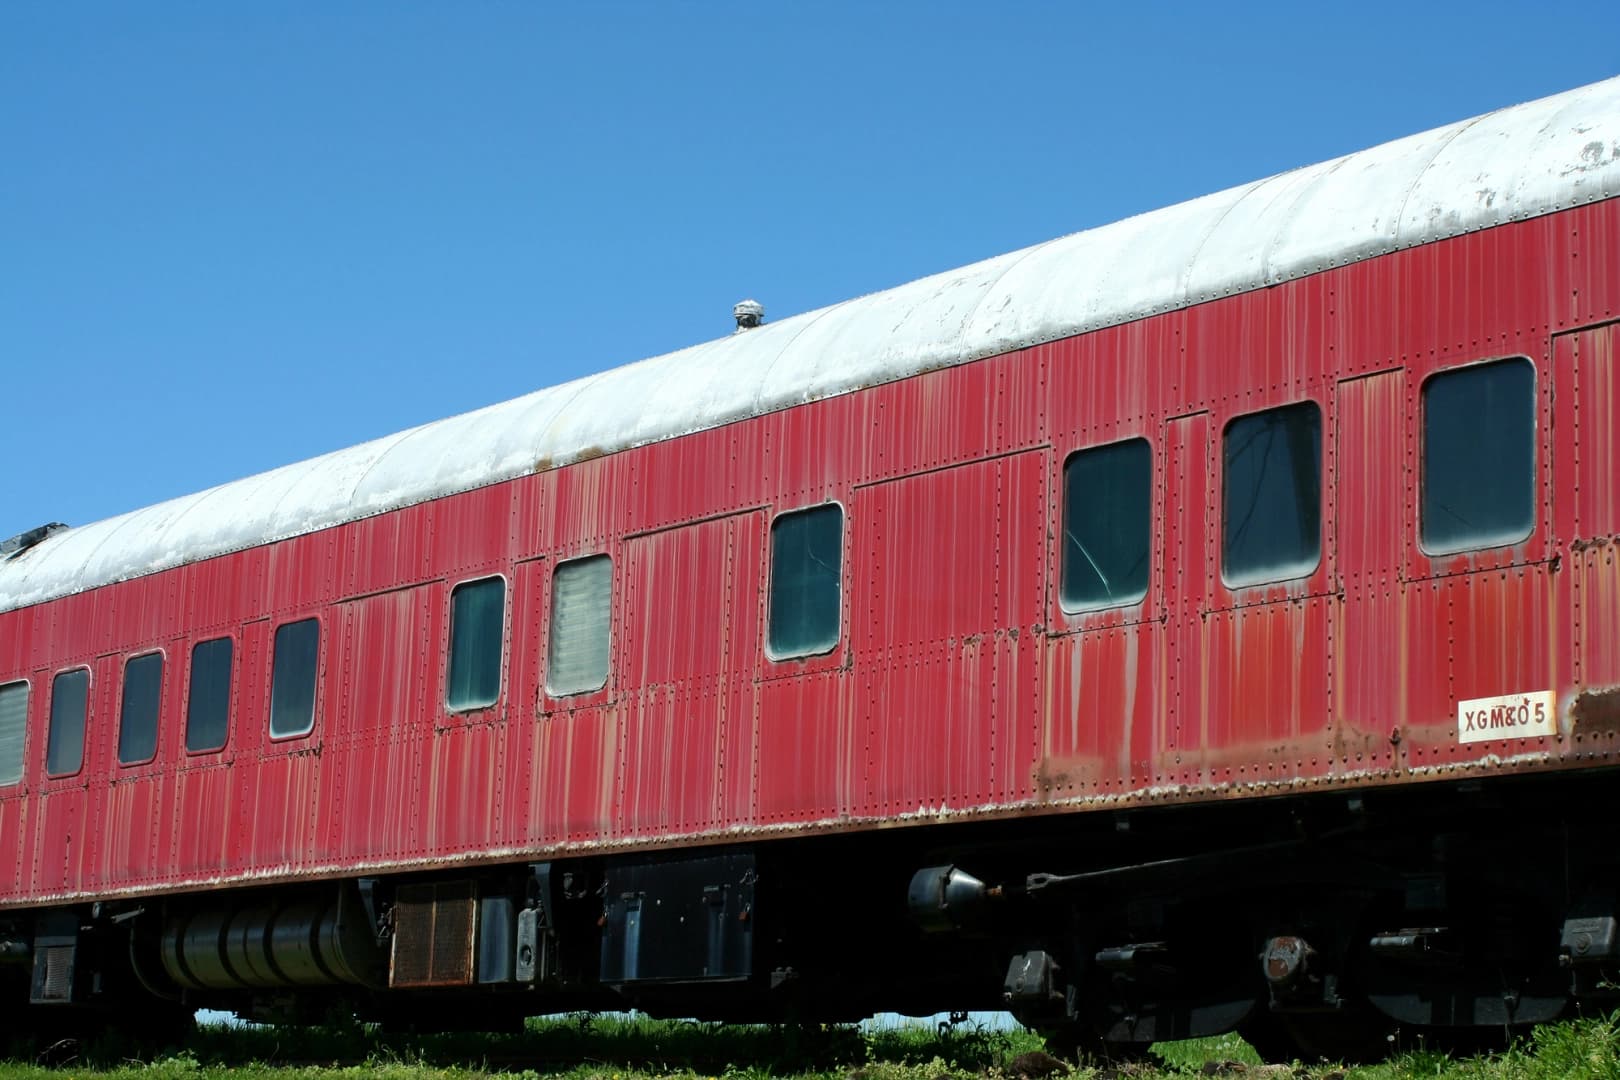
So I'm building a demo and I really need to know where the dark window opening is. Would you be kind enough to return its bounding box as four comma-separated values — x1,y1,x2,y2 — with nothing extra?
47,668,89,777
768,504,844,659
1062,439,1152,611
186,637,233,753
0,681,28,786
548,556,611,696
1422,357,1536,554
270,619,320,738
448,577,505,711
118,653,163,766
1223,401,1322,587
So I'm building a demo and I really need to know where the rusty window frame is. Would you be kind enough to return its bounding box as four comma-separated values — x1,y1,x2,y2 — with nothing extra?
1221,400,1323,589
447,575,506,712
766,503,845,661
45,667,90,778
117,651,164,766
185,636,233,754
0,680,27,786
1060,438,1152,612
269,618,321,739
1420,356,1536,556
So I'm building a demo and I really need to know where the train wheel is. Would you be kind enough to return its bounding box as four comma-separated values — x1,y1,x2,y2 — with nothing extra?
1236,1011,1299,1065
1277,1008,1394,1064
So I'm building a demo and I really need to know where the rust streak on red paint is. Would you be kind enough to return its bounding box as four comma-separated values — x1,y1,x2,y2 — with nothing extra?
1571,687,1620,737
1033,755,1108,793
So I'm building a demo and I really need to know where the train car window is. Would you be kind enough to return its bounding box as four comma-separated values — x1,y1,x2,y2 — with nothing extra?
186,637,233,753
767,504,844,658
1061,439,1151,611
269,618,321,739
117,653,163,766
447,576,505,711
46,668,90,777
1223,401,1322,588
0,681,27,786
548,555,611,696
1422,357,1535,554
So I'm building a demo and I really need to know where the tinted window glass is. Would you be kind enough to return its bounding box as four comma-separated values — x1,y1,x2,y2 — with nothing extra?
1423,358,1535,554
1223,402,1322,587
1062,439,1151,611
448,577,505,711
768,505,844,658
47,668,89,777
0,681,28,786
270,619,320,738
548,556,611,696
118,653,163,765
186,637,233,753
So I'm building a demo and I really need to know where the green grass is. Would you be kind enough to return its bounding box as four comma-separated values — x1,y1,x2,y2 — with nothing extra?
3,1012,1620,1080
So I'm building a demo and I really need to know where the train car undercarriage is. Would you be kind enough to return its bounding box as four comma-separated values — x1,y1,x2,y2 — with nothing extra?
5,768,1619,1063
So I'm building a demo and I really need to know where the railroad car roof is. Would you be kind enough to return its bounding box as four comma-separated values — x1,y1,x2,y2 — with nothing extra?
4,77,1619,615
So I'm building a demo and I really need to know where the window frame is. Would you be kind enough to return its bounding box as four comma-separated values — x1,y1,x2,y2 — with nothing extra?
1059,437,1153,615
1220,399,1324,591
185,635,235,756
446,574,509,713
45,666,92,779
0,679,29,787
765,501,846,662
268,616,323,741
546,554,614,699
1418,355,1537,558
117,649,166,768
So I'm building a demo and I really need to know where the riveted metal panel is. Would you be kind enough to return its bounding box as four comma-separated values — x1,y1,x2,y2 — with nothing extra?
531,703,620,847
1201,597,1333,784
1570,548,1620,750
1040,621,1160,799
1162,412,1210,791
419,721,504,858
853,451,1045,815
170,756,238,880
1,192,1619,910
618,512,765,836
321,586,431,864
755,671,855,824
1556,323,1620,541
1330,370,1406,776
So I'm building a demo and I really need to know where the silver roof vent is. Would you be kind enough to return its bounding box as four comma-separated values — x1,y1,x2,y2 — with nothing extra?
1,522,68,560
732,299,764,333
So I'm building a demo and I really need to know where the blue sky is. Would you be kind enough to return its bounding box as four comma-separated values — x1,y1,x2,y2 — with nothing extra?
2,2,1616,539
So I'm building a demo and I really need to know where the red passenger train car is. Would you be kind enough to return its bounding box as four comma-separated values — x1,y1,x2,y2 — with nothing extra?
1,80,1618,1060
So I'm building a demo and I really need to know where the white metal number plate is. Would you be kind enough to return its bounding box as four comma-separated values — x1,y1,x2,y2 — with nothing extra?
1457,690,1556,744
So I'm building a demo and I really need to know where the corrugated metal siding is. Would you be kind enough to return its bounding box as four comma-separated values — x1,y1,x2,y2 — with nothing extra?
0,195,1616,907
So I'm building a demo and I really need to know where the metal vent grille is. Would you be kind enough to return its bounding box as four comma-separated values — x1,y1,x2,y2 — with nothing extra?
34,945,75,1003
390,881,477,988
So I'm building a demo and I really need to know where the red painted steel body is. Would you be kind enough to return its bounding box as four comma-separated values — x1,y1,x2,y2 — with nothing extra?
1,199,1617,908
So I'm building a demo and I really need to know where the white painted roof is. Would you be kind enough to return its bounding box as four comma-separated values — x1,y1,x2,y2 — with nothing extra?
4,78,1619,616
